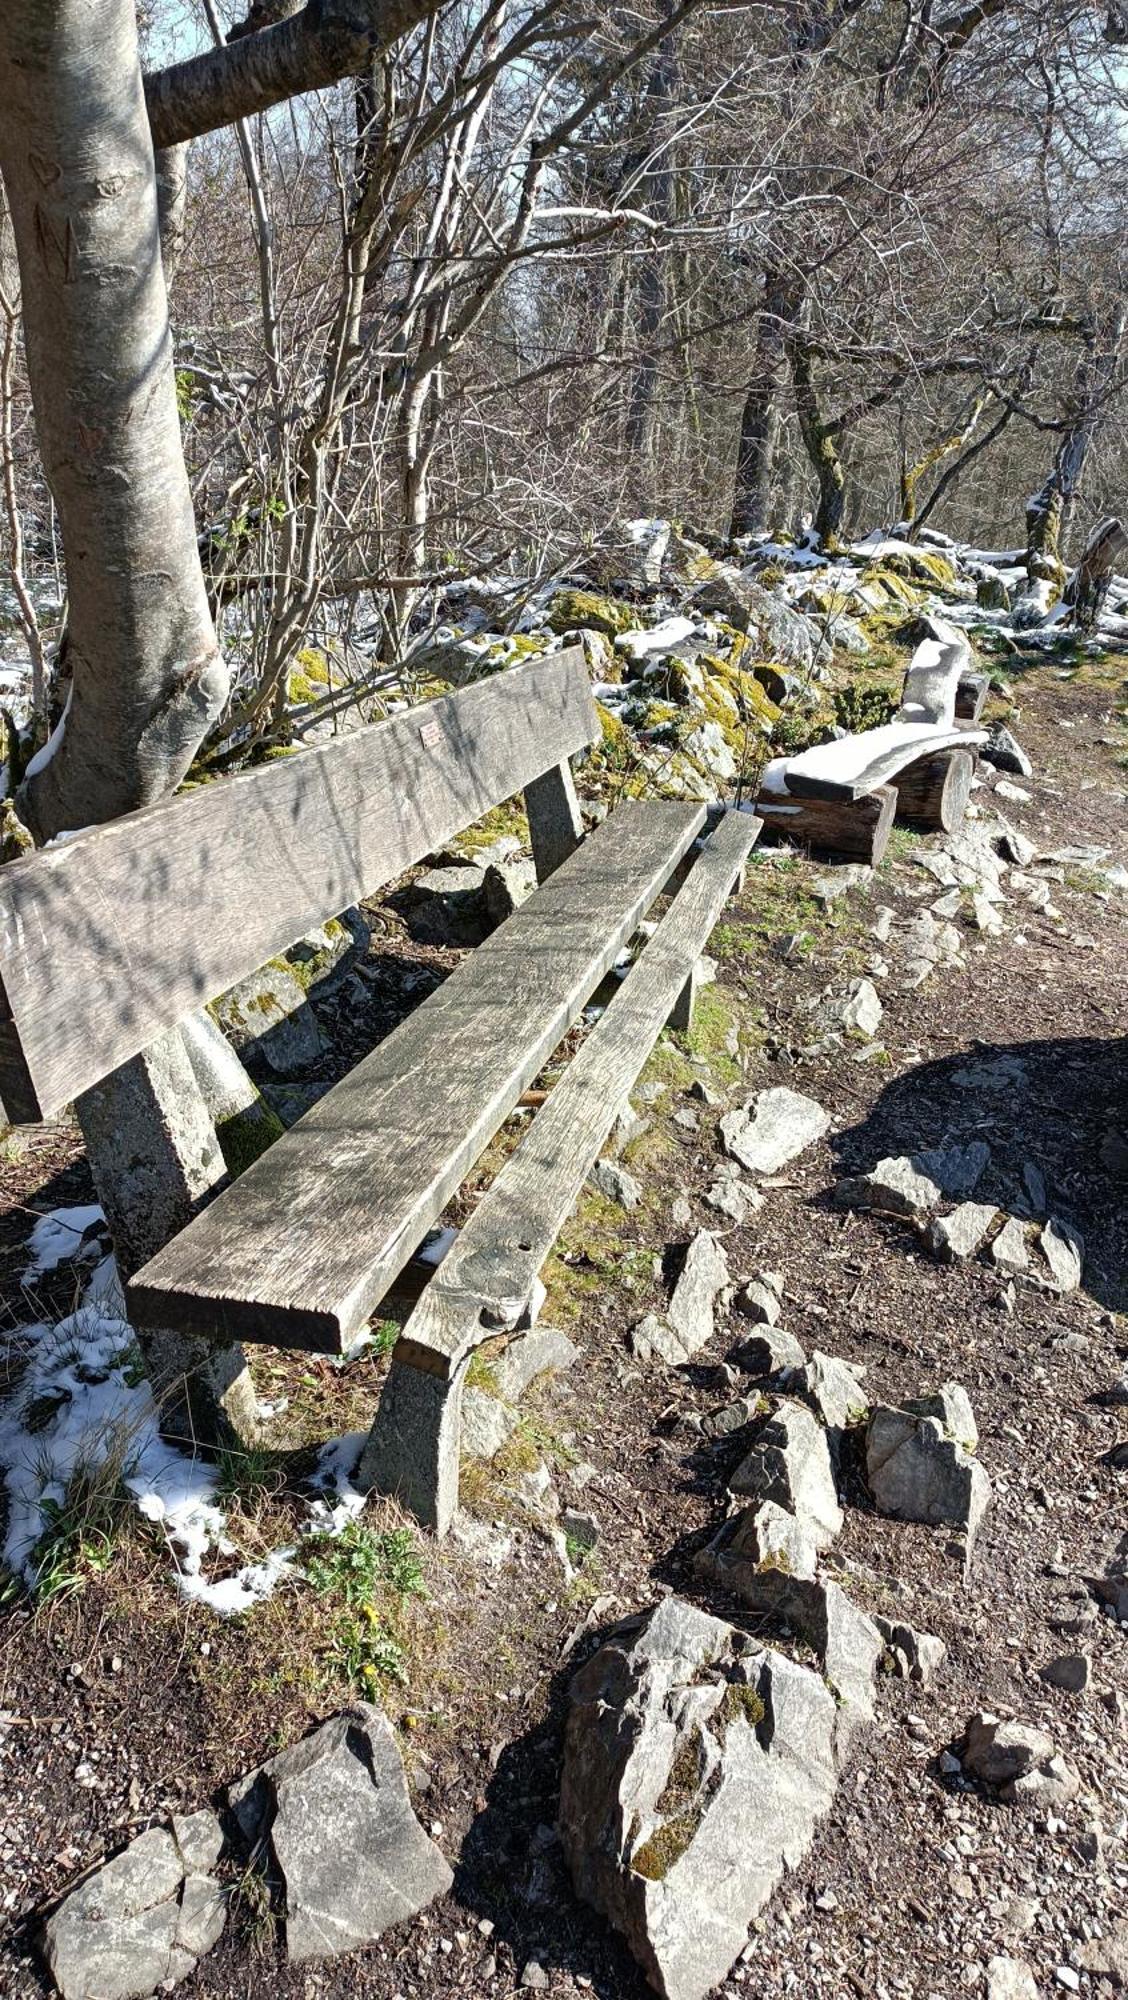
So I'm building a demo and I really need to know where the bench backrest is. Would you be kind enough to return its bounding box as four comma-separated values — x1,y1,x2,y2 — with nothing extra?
0,646,598,1123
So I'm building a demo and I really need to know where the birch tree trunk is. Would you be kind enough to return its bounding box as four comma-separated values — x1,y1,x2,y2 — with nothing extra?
0,0,229,843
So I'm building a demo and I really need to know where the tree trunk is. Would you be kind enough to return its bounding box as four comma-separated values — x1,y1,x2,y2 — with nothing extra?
623,0,679,494
730,268,798,538
785,321,845,545
0,0,229,843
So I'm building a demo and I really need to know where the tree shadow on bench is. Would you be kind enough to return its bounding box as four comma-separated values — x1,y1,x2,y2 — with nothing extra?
827,1033,1128,1314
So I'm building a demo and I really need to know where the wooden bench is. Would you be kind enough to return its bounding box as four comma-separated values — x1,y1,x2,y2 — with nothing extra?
0,646,757,1528
754,619,986,863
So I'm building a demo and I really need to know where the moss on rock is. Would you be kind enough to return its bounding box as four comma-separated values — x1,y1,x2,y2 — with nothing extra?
546,590,636,638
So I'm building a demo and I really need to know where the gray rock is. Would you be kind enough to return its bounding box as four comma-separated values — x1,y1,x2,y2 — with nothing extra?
960,1711,1080,1805
866,1406,990,1552
631,1233,729,1366
559,1597,839,2000
997,821,1035,867
491,1325,578,1403
229,1707,451,1963
732,1326,807,1379
720,1088,830,1176
730,1401,843,1548
483,855,537,922
693,571,827,673
734,1274,782,1325
991,1215,1030,1275
797,1351,868,1434
1039,1653,1091,1694
696,1499,819,1584
588,1157,643,1210
872,1617,946,1688
904,1381,979,1452
703,1178,759,1224
42,1814,226,2000
213,961,326,1075
718,1569,883,1744
987,1956,1038,2000
814,978,883,1039
1039,1216,1083,1293
837,1141,990,1218
928,1202,998,1263
700,1395,765,1440
460,1387,518,1461
561,1507,600,1552
982,724,1033,778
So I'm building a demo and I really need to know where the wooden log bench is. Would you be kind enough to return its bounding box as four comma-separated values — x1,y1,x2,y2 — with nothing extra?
754,618,986,862
0,645,757,1527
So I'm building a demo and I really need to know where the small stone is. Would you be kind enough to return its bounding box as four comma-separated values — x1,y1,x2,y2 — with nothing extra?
983,724,1033,777
520,1960,550,1990
697,1498,819,1584
720,1087,829,1176
1055,1968,1080,1992
872,1617,947,1689
630,1232,730,1367
904,1382,979,1451
1076,1919,1128,1984
986,1958,1038,2000
700,1396,765,1440
995,779,1032,805
928,1202,998,1263
797,1350,868,1433
560,1508,599,1552
1039,1653,1090,1694
732,1326,807,1378
1039,1216,1083,1293
588,1158,642,1210
734,1275,782,1325
730,1400,843,1548
867,1405,990,1553
991,1215,1030,1275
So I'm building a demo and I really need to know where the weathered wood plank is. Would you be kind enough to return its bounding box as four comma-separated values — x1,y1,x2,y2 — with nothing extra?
358,808,759,1531
0,648,597,1122
127,801,705,1353
781,721,985,802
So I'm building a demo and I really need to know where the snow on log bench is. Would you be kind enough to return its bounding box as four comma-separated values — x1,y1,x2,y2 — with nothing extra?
0,645,758,1525
754,619,986,860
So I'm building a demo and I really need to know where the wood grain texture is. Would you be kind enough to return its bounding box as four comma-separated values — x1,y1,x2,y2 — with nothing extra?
955,672,989,723
755,785,897,865
391,808,760,1377
892,747,975,832
0,648,597,1122
126,800,705,1353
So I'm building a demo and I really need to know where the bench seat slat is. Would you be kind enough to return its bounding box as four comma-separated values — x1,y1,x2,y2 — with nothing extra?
394,807,761,1374
0,647,597,1122
126,800,705,1353
778,721,985,803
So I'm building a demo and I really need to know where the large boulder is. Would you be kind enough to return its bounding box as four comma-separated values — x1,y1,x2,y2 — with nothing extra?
559,1598,840,2000
42,1811,225,2000
228,1706,451,1963
691,571,829,674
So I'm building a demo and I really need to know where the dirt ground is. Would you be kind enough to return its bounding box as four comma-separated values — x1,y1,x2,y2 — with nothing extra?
1,658,1126,2000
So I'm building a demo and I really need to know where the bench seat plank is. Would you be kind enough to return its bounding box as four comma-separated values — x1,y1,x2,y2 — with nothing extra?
360,806,760,1530
0,647,597,1122
774,720,985,803
398,809,761,1371
127,800,705,1353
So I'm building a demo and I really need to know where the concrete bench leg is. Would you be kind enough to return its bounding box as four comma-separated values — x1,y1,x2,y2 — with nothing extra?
524,759,584,883
667,960,699,1032
892,747,975,833
358,1345,470,1537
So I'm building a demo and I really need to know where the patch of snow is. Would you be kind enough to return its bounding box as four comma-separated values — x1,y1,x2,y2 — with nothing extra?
22,687,71,781
616,615,697,662
22,1204,106,1282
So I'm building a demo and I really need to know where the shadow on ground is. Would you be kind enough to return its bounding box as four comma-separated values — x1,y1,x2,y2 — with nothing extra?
829,1034,1128,1313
